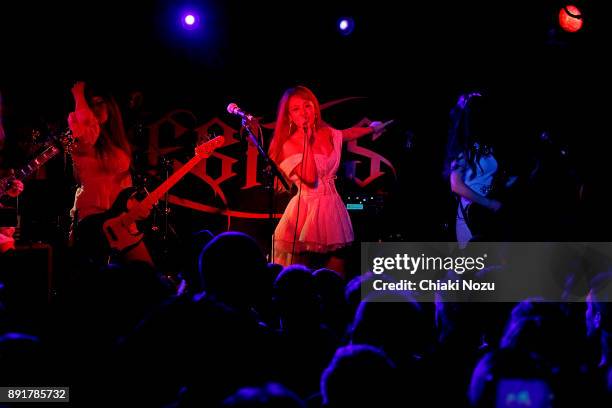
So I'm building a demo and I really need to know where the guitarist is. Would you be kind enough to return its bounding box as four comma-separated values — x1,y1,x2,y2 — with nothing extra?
0,90,25,253
67,82,153,266
446,92,503,248
0,172,24,254
0,171,25,254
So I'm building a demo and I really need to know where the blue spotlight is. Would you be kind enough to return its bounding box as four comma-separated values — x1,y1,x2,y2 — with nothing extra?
181,12,200,30
338,17,355,35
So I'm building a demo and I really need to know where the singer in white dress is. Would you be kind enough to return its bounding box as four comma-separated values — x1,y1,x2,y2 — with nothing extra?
268,86,387,272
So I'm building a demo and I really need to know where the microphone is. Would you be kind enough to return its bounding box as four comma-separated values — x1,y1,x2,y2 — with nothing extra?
226,103,255,121
303,122,315,145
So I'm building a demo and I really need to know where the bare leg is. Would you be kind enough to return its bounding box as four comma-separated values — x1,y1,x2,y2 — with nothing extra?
325,255,345,278
290,252,312,267
273,249,292,267
274,247,316,268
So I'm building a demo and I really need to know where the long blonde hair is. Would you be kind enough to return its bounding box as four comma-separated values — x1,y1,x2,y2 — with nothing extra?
268,86,326,165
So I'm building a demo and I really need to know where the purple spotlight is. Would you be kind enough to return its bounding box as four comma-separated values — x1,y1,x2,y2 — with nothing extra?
181,12,200,30
338,17,354,35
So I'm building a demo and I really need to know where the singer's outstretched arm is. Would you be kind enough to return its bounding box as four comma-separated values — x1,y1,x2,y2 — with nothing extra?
341,121,384,142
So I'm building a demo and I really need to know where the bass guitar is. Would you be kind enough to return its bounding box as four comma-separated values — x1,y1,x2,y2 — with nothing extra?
76,136,224,264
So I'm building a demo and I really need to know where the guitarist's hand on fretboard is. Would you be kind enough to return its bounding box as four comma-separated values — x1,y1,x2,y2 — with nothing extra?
96,136,224,256
5,176,24,198
126,196,154,221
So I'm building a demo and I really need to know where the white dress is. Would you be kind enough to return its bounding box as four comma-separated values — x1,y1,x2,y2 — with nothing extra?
273,128,354,265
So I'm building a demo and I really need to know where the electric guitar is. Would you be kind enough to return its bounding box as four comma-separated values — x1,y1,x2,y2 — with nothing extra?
463,132,578,241
463,170,521,240
0,129,73,199
76,136,224,263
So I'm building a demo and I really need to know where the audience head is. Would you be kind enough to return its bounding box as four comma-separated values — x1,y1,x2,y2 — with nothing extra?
502,299,578,369
185,229,215,293
469,349,554,408
0,332,46,383
321,344,397,408
586,273,612,338
351,292,434,363
314,268,350,335
222,382,305,408
273,265,319,329
345,272,395,319
199,231,268,309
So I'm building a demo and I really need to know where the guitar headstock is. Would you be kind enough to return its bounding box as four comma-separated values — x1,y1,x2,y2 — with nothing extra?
195,135,225,158
57,129,75,154
31,129,42,142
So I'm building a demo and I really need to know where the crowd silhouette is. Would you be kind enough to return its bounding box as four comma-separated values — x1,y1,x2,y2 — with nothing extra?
1,231,612,407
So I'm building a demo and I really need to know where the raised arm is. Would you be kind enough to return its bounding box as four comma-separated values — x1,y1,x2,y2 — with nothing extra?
72,81,89,112
68,81,100,149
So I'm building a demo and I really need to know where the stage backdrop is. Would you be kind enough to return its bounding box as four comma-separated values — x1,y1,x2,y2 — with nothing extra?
131,95,405,255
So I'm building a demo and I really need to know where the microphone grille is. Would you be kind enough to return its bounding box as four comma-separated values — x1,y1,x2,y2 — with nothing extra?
227,103,238,114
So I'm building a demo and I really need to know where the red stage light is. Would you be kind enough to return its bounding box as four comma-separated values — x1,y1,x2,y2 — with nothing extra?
559,5,583,33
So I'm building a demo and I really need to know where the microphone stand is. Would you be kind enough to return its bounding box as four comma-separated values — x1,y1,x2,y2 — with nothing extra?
151,156,178,245
240,117,290,262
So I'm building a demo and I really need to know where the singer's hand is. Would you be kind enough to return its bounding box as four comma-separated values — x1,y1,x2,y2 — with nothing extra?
309,132,316,145
302,124,315,145
369,121,387,139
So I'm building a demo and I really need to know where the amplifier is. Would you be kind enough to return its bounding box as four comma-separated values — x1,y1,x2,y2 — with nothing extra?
1,242,53,305
0,207,17,227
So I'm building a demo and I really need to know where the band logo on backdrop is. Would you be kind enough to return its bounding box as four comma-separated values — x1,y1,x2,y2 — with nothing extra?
142,98,396,227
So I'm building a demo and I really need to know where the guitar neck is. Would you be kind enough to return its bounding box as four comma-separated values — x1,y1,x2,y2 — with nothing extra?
129,153,205,218
16,145,61,181
0,144,60,197
123,136,224,225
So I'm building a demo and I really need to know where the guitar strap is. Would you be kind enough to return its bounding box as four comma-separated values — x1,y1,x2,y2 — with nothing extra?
455,193,470,221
